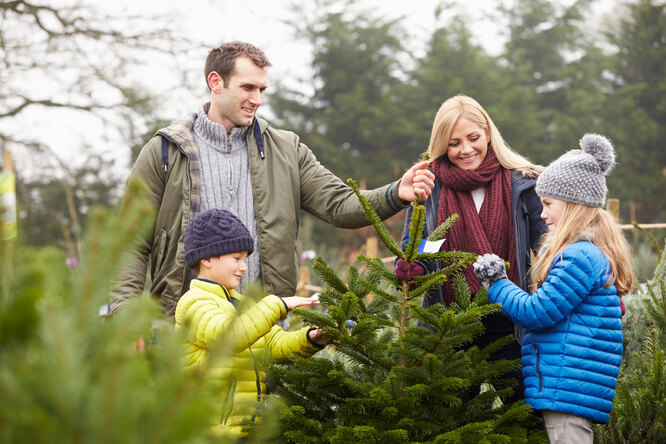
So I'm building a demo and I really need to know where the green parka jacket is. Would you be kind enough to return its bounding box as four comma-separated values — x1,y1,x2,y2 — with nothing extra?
111,110,408,316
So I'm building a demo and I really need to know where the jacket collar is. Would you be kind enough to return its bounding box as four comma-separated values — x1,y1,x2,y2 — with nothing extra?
157,112,199,157
190,278,232,301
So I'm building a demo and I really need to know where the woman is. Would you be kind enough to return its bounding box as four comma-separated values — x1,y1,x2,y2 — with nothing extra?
395,94,547,402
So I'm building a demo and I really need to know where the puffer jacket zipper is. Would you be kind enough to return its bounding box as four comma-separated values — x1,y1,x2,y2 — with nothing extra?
249,346,262,421
533,343,543,392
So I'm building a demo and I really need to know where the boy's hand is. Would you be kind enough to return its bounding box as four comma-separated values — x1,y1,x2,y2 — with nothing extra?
308,328,326,346
282,295,320,309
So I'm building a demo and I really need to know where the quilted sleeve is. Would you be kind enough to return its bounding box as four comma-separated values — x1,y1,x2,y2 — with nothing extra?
262,326,323,358
176,291,288,354
487,246,599,331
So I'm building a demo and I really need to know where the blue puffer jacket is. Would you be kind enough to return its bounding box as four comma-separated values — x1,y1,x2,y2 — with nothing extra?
488,241,623,423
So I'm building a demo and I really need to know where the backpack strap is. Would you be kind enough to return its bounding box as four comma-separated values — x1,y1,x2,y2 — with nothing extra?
253,120,265,159
160,135,169,173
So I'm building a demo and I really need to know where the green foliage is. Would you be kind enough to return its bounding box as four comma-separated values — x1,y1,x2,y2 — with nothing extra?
0,181,228,444
602,0,666,222
596,239,666,443
267,190,545,442
272,0,410,186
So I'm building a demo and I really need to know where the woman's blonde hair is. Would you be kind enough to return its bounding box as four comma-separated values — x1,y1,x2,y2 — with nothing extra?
531,201,634,295
428,94,543,178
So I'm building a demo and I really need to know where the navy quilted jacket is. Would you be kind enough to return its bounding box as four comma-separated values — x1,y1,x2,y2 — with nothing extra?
488,240,623,423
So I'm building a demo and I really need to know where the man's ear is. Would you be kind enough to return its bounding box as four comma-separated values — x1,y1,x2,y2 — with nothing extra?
207,71,222,92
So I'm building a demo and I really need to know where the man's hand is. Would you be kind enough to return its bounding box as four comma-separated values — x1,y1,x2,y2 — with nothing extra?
398,160,435,202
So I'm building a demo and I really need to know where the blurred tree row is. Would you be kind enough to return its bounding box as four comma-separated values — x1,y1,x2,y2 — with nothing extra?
6,0,665,251
0,0,204,250
271,0,665,233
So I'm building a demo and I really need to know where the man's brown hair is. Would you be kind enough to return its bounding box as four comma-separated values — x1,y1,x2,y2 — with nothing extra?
204,41,272,88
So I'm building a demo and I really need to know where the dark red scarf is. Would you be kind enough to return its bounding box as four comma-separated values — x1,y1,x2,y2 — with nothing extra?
432,149,517,303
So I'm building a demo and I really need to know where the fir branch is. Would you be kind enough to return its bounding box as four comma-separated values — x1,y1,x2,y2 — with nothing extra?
404,203,426,263
357,277,400,304
365,297,391,317
339,291,359,320
413,250,477,263
357,255,397,285
336,341,393,371
451,273,472,308
408,273,447,301
347,178,403,258
313,256,348,294
427,213,459,242
292,308,337,328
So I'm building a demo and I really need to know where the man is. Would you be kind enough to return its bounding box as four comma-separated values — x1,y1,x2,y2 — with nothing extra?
111,41,434,316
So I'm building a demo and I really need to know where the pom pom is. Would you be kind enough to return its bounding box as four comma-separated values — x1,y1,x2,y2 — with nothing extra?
579,133,615,174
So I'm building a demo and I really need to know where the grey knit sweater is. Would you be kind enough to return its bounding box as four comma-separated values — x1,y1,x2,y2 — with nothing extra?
193,107,261,291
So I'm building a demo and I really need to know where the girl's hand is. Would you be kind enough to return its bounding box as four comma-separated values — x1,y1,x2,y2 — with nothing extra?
473,254,508,290
282,295,320,309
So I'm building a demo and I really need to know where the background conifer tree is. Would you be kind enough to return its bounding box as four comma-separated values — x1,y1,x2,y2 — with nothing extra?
0,181,240,444
596,239,666,443
263,179,546,443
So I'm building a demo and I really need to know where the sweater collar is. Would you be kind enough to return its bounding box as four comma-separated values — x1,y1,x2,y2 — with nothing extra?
194,104,249,150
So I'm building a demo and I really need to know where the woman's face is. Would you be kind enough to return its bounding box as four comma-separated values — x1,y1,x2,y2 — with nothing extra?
446,117,489,170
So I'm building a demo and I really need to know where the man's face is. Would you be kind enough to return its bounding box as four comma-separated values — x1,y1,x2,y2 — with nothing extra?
210,56,267,132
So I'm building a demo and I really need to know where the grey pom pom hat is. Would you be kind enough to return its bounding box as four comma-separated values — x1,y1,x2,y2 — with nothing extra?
536,133,616,207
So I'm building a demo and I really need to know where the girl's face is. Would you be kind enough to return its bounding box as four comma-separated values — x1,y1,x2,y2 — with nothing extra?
540,197,566,232
446,117,489,170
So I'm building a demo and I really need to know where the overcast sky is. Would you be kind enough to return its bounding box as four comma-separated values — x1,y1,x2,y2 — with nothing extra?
107,0,515,113
10,0,618,180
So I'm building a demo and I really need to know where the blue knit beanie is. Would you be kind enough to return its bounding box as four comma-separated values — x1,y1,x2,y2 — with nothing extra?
184,209,254,268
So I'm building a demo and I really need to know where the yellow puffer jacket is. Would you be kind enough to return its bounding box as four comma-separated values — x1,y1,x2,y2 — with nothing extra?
175,279,322,437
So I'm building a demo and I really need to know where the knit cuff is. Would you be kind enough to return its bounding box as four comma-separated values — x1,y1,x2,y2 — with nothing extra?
385,180,410,212
277,297,290,318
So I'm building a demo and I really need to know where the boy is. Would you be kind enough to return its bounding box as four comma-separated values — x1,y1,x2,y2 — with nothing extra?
175,208,324,438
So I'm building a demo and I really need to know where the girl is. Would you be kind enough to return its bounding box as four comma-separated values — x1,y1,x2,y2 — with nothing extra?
473,133,633,444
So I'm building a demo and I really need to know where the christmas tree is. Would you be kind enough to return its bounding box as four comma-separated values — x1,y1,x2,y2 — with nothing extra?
263,179,545,443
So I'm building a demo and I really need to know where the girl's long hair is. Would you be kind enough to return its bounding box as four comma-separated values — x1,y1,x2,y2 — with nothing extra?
427,94,543,178
531,202,634,295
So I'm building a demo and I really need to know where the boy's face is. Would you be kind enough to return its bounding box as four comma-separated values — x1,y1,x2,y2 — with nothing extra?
200,251,249,290
540,197,566,232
